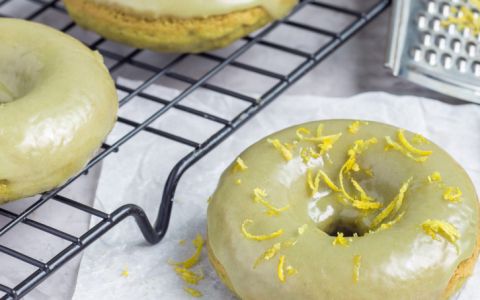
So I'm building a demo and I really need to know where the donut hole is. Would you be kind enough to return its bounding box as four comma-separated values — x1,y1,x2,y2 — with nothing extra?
0,45,43,103
324,219,368,237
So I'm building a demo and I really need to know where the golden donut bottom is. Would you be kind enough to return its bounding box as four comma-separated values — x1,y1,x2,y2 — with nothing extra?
64,0,276,53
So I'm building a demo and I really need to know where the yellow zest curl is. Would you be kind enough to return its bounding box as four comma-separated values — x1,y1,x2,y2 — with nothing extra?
296,127,311,140
371,177,413,229
241,219,284,241
338,156,358,202
300,147,321,163
443,186,463,203
427,172,442,183
233,157,248,172
397,130,433,156
254,243,281,268
296,124,325,142
174,267,204,285
318,133,342,155
351,179,374,202
352,200,382,210
353,255,361,283
268,139,293,161
184,287,203,298
253,188,290,215
377,211,405,231
307,169,340,196
412,134,430,145
385,136,429,163
173,234,204,269
348,121,361,134
332,232,350,247
422,219,460,245
278,255,286,283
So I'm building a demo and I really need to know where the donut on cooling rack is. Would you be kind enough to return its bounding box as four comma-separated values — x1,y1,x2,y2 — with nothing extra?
0,18,117,203
207,119,480,299
63,0,298,53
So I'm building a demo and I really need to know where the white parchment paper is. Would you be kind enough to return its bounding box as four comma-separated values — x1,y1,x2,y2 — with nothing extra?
72,87,480,300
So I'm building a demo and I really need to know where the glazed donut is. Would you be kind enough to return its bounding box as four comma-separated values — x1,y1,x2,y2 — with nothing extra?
207,120,480,300
63,0,298,53
0,18,117,203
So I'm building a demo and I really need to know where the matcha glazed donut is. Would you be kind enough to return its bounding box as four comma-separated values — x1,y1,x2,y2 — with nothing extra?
63,0,298,53
207,120,480,300
0,18,118,203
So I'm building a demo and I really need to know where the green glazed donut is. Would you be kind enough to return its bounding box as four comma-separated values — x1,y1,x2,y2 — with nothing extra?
208,120,480,300
0,18,118,203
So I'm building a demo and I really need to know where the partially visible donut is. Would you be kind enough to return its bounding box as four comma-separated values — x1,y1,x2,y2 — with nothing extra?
207,120,480,300
64,0,298,53
0,18,118,203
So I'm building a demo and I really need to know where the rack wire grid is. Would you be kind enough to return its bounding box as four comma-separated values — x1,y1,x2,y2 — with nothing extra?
0,0,391,298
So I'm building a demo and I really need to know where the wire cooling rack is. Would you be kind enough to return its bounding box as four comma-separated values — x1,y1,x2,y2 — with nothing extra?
0,0,390,298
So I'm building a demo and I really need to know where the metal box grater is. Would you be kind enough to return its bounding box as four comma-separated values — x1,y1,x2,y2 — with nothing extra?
386,0,480,103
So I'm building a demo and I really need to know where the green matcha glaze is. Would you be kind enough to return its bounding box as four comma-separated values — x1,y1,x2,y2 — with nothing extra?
207,120,479,300
0,18,118,202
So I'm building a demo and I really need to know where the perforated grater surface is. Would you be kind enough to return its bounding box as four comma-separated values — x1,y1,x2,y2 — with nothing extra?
386,0,480,103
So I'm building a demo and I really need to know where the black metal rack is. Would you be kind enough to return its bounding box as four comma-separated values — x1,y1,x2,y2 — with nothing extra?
0,0,390,298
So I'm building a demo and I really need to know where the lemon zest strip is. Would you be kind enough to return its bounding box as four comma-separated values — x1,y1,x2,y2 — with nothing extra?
278,255,286,283
348,121,361,134
241,219,284,241
184,287,203,298
233,157,248,172
371,177,413,228
353,255,361,284
352,200,382,210
332,232,350,247
268,139,293,161
296,127,311,140
174,266,204,285
351,178,374,202
307,169,340,196
421,219,460,245
296,124,327,142
318,133,342,155
253,243,281,268
253,188,290,215
397,130,432,156
427,172,442,183
173,234,204,269
385,136,428,162
412,133,430,145
377,211,405,231
443,186,463,203
338,156,357,202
